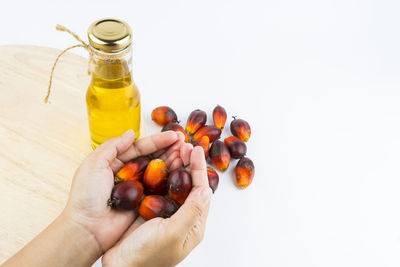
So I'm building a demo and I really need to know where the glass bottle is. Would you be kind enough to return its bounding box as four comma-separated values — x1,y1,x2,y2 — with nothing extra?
86,19,141,149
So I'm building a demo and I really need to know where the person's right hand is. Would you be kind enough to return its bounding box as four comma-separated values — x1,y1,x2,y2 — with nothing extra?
102,145,213,267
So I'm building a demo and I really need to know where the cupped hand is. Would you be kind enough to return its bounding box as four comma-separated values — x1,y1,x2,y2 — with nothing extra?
102,145,213,267
62,130,185,253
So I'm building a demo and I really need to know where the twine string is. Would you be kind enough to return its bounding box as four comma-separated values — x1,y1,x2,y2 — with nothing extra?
44,24,93,103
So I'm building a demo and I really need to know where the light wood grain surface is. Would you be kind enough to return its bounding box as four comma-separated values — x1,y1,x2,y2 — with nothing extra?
0,45,128,263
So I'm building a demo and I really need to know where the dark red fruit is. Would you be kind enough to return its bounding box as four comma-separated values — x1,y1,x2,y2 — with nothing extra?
193,136,210,159
213,105,227,131
235,157,255,189
115,156,151,183
151,106,178,126
162,122,190,143
192,125,221,142
168,168,192,206
186,109,207,135
230,117,251,142
224,136,247,159
207,166,219,193
139,195,177,220
209,140,231,171
143,159,168,195
107,181,144,210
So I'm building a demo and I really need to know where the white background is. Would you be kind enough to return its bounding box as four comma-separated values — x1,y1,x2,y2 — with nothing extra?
2,0,400,266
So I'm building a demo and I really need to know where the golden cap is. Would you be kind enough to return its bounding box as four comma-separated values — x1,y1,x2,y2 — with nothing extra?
88,18,132,53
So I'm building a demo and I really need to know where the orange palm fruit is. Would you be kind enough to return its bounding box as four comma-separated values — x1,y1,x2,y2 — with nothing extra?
224,136,247,159
185,109,207,135
143,159,169,195
209,140,231,171
235,157,255,189
115,156,151,183
162,122,190,143
213,105,227,131
168,168,192,206
139,195,177,220
192,125,221,142
207,166,219,193
230,117,251,142
193,136,210,159
151,106,178,126
107,180,144,210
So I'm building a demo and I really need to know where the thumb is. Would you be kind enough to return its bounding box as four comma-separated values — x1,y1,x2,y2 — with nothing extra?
90,129,136,164
170,186,212,232
168,146,213,249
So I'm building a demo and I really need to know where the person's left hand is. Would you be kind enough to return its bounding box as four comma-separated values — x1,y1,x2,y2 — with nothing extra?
61,130,185,254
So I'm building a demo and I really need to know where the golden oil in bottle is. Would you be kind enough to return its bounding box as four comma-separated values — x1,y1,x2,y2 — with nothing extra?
86,19,140,149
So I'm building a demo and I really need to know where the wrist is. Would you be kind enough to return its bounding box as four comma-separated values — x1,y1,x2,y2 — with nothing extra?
58,210,103,264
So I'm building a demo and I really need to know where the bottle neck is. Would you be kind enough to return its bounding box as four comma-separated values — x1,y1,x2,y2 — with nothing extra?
90,46,132,80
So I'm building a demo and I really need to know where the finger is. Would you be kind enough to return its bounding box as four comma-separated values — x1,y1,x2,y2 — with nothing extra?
189,146,209,188
118,131,179,162
109,213,144,248
167,147,212,247
165,150,180,168
176,131,185,142
88,130,136,169
127,216,146,233
180,143,193,166
158,139,183,162
168,186,212,247
109,159,126,174
169,157,183,171
120,216,146,241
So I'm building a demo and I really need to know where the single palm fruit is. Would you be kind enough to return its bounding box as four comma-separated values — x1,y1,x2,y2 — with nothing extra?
143,159,169,195
213,105,227,131
207,166,219,193
151,106,178,126
192,126,221,142
230,117,251,142
115,156,151,183
186,109,207,135
139,195,177,220
162,122,190,143
107,181,144,210
168,168,192,206
193,136,210,159
224,136,247,159
235,157,255,189
209,140,231,171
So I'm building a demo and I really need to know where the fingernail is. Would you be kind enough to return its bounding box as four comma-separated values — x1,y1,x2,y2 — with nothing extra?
186,143,194,149
199,187,212,201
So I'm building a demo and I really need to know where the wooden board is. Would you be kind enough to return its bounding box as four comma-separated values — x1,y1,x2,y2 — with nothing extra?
0,45,144,263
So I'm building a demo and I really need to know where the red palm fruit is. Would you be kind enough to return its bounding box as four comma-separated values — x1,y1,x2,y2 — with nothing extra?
209,140,231,171
235,157,255,189
193,136,210,158
168,168,192,206
151,106,178,126
139,195,177,220
107,181,144,210
230,117,251,142
213,105,227,131
207,166,219,193
224,136,247,159
162,122,190,143
115,156,151,183
186,109,207,135
192,126,221,142
143,159,169,195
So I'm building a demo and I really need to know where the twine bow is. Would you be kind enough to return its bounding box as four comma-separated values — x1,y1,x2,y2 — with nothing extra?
44,25,93,103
